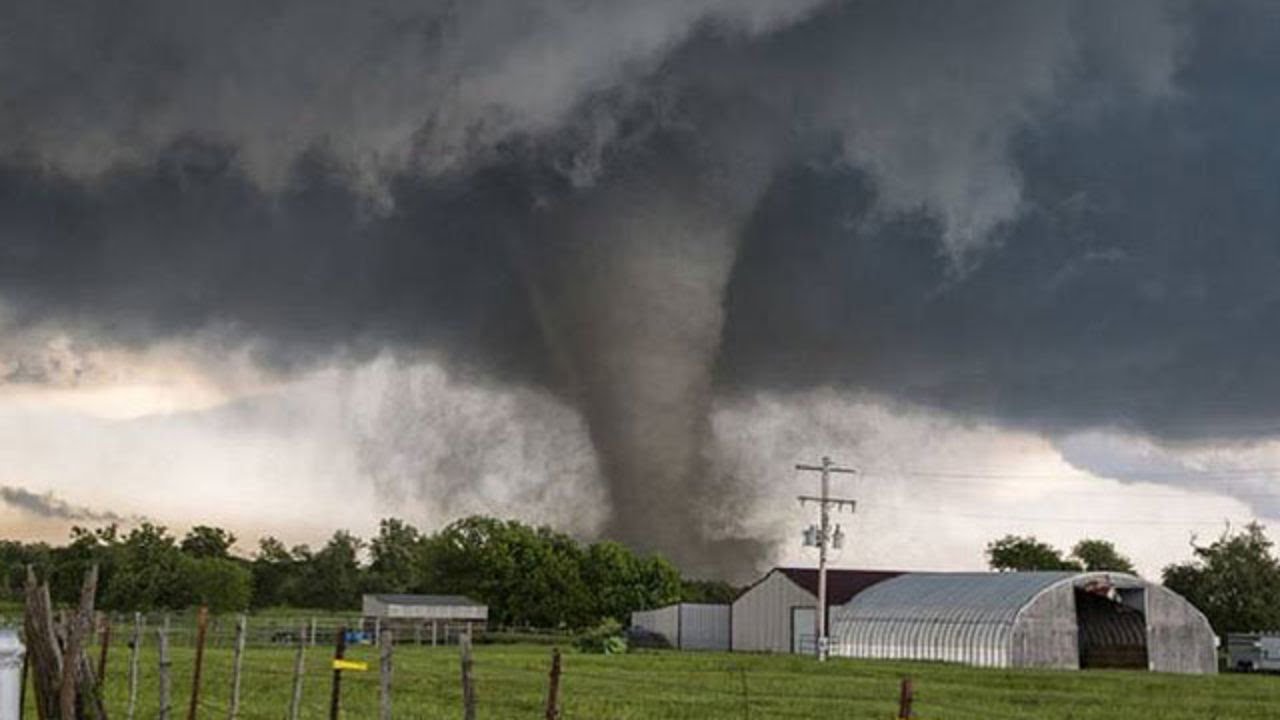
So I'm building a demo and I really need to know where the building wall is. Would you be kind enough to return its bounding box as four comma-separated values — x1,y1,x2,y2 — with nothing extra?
362,596,386,617
731,571,816,653
678,604,730,651
362,597,488,621
835,613,1016,666
631,605,681,646
383,604,487,621
1145,583,1218,674
1009,582,1079,670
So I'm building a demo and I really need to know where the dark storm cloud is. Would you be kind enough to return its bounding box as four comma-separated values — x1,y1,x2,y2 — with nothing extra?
720,1,1280,444
6,0,1266,571
0,485,132,523
0,140,550,382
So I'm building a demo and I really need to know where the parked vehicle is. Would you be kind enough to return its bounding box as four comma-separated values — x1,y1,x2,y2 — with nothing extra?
1228,633,1280,672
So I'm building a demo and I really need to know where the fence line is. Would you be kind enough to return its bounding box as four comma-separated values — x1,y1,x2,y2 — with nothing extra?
14,581,921,720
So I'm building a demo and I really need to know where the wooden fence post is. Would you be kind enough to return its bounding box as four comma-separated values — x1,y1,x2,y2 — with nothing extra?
127,612,143,720
309,618,317,648
897,676,914,719
158,622,172,720
544,647,561,720
23,566,62,720
287,624,306,720
228,614,247,720
379,630,394,720
96,614,112,690
460,630,476,720
328,626,347,720
187,606,209,720
59,564,100,720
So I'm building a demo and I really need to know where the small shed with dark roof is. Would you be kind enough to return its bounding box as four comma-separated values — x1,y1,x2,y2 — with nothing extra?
730,567,901,653
361,594,488,644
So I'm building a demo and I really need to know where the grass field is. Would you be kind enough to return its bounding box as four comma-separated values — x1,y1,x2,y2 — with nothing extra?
19,641,1280,719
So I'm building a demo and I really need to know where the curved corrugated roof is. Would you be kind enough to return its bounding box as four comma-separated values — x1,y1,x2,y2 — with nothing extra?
838,571,1077,623
829,572,1082,667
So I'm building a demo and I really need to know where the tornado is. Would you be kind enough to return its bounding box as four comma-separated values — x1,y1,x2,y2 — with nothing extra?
523,151,773,578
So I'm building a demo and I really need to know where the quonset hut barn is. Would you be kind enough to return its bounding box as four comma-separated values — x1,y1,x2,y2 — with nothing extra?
829,571,1217,674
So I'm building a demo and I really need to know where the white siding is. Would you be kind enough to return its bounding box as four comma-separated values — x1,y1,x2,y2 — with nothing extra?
631,605,681,646
678,604,730,651
362,596,385,617
1146,583,1218,674
731,571,816,653
630,604,730,650
384,604,487,621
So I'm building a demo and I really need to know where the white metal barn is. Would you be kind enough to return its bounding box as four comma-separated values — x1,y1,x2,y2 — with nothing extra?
829,572,1217,674
730,568,902,653
361,594,488,644
630,603,730,650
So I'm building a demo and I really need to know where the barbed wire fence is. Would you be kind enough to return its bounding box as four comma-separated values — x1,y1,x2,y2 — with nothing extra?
9,570,920,719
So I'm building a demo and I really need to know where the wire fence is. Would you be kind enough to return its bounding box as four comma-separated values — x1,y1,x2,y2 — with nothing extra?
12,610,923,720
85,611,514,650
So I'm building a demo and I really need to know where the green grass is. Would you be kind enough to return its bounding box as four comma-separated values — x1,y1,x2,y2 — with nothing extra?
22,643,1280,719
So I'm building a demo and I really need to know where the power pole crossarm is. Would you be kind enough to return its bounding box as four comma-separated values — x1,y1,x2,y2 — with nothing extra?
795,456,857,662
795,463,856,474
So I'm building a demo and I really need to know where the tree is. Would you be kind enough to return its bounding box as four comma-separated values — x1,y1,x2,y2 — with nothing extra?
986,535,1082,572
180,525,237,559
49,525,121,604
1070,539,1136,573
680,579,740,604
0,539,51,599
1162,522,1280,634
298,531,365,610
581,541,681,623
250,536,296,608
103,523,189,610
182,556,253,612
424,516,594,628
368,518,426,593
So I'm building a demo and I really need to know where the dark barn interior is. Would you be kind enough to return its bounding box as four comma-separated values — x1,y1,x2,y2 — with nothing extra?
1076,587,1149,670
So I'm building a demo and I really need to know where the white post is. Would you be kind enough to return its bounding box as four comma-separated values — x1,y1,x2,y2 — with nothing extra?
0,628,25,720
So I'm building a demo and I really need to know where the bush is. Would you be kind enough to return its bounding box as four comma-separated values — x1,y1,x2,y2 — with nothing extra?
575,619,628,654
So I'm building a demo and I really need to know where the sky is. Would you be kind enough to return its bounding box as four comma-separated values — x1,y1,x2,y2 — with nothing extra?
3,0,1280,582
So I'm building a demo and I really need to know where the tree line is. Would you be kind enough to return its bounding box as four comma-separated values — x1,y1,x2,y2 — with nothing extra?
985,523,1280,635
0,515,736,629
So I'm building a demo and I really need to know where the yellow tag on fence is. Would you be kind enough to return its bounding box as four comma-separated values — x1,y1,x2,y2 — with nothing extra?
332,659,369,672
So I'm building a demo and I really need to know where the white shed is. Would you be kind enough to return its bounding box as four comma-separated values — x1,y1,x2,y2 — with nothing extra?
730,568,901,653
630,603,730,650
361,594,488,644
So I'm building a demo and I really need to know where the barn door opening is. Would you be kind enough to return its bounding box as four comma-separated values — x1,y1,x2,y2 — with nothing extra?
790,606,816,654
1075,586,1148,669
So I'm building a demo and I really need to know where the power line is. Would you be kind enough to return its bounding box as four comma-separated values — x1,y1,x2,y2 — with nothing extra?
859,466,1280,481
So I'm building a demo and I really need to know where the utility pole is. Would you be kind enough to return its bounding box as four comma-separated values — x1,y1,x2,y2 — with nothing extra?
796,455,856,661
